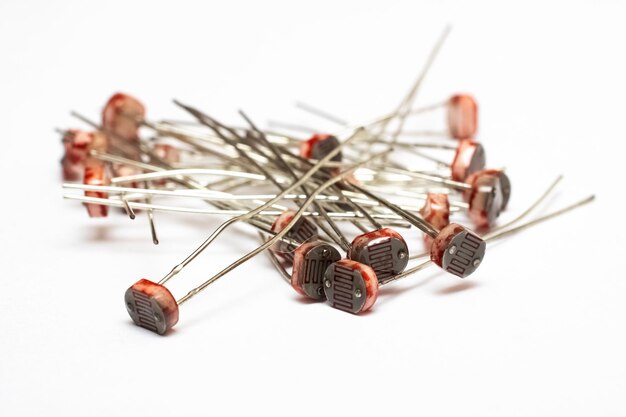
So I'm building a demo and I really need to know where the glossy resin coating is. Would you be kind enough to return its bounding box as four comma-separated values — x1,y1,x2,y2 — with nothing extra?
464,169,511,228
420,193,450,248
291,241,341,300
89,131,109,153
124,279,179,335
450,140,486,182
62,130,92,181
448,94,478,139
83,158,110,218
299,134,342,162
111,164,142,190
102,93,145,142
152,144,181,186
270,210,318,263
112,162,141,177
153,143,181,163
430,223,486,278
347,228,409,281
323,259,379,314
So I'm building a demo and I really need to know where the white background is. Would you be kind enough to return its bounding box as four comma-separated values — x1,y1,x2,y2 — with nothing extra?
1,1,624,416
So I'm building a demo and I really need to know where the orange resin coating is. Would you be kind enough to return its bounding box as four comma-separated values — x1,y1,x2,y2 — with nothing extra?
102,93,145,142
347,228,408,280
291,240,318,296
112,164,141,178
299,133,342,177
153,143,181,163
463,169,508,229
429,223,485,278
430,223,465,268
450,139,485,181
290,252,309,297
270,210,318,263
291,240,340,300
271,210,296,234
325,259,379,314
448,94,478,139
420,193,450,249
112,164,142,190
83,158,110,218
151,144,181,186
300,134,333,159
89,131,109,153
125,279,179,335
358,261,379,313
62,129,92,181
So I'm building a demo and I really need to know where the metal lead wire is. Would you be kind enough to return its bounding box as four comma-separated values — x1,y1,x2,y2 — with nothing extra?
484,195,595,242
145,181,159,245
63,193,419,223
65,183,445,222
121,193,136,220
157,128,367,286
173,101,287,192
407,175,564,260
176,150,389,305
239,109,354,251
349,182,440,237
382,26,452,154
260,232,292,285
380,194,595,286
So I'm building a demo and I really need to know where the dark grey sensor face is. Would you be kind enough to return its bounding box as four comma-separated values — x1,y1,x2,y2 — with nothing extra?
441,230,486,278
323,263,368,314
125,288,169,335
311,135,342,162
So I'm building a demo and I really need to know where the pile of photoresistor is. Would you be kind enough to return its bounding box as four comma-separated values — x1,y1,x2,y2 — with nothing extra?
60,32,593,335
